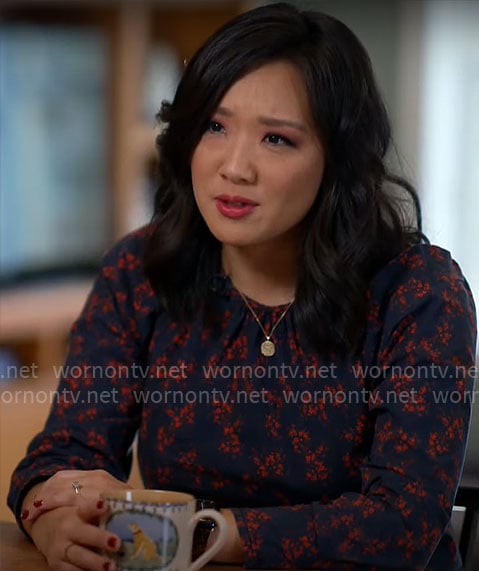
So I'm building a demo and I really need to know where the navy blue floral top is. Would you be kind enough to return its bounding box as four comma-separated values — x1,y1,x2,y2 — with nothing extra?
8,227,477,570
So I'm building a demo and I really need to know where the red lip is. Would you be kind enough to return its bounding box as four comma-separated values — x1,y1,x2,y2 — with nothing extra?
216,195,258,205
215,195,258,220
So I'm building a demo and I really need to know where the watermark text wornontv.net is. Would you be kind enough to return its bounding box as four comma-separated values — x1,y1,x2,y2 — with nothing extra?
2,362,476,382
2,386,478,407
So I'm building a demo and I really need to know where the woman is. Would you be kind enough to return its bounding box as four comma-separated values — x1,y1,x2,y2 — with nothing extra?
9,3,476,570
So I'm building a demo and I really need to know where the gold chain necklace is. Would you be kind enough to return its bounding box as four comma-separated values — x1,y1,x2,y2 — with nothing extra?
236,288,293,357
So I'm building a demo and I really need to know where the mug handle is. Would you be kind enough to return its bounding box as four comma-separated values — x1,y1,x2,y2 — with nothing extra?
187,508,228,571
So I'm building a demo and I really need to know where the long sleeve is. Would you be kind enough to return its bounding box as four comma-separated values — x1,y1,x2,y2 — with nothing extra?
7,229,158,522
232,246,477,570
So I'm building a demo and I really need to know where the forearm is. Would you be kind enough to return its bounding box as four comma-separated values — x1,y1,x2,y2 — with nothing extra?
211,509,244,564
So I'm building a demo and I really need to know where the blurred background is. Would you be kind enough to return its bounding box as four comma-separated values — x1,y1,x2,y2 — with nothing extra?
0,0,478,558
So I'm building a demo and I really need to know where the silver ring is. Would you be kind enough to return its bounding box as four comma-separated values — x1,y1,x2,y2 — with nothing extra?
64,542,75,562
72,480,82,495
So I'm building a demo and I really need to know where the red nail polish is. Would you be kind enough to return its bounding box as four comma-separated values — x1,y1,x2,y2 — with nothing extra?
21,509,29,520
97,500,105,509
33,499,44,508
107,536,117,549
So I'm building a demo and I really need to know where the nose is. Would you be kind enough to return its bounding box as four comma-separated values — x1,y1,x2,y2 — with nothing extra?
218,136,257,184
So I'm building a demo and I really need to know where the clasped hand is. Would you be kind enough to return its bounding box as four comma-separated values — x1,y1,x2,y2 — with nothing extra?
21,469,132,571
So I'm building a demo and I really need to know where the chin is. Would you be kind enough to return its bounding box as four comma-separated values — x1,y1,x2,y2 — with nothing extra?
202,219,253,245
207,229,256,248
214,234,256,248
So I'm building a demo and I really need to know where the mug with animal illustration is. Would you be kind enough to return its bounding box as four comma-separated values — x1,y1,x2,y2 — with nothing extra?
100,490,227,571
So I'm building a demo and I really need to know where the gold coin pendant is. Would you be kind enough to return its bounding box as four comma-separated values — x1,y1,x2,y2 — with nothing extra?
260,339,276,357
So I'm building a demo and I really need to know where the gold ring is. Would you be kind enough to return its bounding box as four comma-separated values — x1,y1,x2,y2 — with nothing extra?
72,481,82,495
64,542,75,563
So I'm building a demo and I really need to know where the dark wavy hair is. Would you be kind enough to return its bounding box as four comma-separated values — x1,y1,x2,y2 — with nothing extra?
143,2,424,357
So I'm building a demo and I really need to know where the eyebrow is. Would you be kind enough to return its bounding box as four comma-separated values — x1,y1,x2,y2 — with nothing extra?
215,106,307,133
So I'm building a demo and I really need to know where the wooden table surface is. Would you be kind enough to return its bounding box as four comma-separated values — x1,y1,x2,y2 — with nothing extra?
0,520,250,571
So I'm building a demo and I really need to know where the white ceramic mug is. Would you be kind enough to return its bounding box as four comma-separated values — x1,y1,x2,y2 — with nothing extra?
100,489,227,571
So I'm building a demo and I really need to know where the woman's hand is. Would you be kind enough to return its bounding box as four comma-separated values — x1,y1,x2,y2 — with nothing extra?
29,500,120,571
210,509,244,564
21,469,132,527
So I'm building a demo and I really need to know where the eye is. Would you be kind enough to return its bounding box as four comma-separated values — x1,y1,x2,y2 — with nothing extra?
264,133,293,146
206,120,225,134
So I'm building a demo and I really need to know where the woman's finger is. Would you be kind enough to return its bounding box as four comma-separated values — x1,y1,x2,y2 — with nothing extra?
71,517,121,555
76,498,121,552
77,497,107,522
64,518,120,570
56,541,117,571
23,470,132,523
50,542,84,571
29,506,116,571
23,487,91,524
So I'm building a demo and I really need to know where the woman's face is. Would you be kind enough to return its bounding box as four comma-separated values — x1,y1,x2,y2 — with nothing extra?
191,61,325,251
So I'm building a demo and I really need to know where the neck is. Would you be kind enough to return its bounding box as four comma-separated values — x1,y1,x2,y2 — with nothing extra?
222,242,297,306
